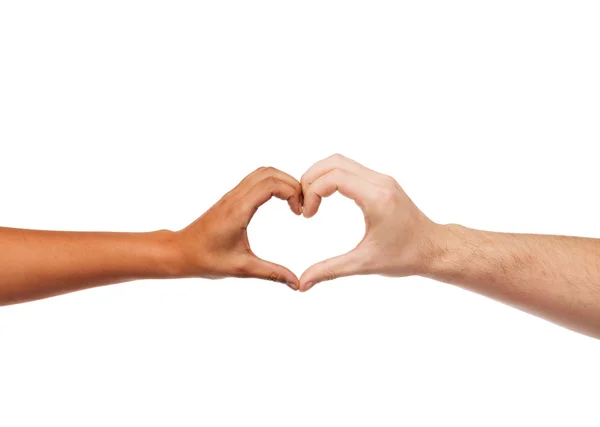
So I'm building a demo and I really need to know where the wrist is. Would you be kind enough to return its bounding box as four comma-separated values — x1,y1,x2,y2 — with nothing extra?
146,229,188,278
415,223,466,278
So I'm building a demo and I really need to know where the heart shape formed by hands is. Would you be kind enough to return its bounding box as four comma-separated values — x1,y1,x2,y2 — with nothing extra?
176,154,434,293
247,185,364,289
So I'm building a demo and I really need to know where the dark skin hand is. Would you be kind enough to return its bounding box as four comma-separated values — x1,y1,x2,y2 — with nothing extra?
0,167,302,305
175,166,302,286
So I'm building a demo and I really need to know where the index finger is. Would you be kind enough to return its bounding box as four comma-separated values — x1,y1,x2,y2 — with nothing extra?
301,154,389,193
236,167,301,199
242,177,303,218
302,168,379,218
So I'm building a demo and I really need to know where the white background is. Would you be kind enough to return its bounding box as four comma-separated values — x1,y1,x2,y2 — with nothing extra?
1,1,599,426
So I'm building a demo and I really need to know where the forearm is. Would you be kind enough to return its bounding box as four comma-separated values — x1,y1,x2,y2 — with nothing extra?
0,227,181,305
0,168,303,305
422,224,600,338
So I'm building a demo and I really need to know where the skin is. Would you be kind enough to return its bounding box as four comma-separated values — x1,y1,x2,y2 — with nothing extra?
300,154,600,339
2,155,599,339
0,167,302,305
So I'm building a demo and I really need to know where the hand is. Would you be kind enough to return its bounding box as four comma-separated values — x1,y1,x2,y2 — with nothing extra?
299,154,439,291
174,167,303,290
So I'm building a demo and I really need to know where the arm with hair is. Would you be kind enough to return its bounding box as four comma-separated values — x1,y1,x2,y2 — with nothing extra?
423,226,600,338
299,154,600,339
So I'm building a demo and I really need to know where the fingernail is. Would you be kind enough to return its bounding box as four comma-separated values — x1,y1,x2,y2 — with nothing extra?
286,281,298,291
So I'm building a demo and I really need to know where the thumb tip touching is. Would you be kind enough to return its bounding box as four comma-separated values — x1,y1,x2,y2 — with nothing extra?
299,268,321,292
299,251,361,291
299,281,317,292
279,271,300,291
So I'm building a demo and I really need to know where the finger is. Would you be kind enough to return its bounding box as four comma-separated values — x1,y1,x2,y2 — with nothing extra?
221,167,265,200
242,177,302,218
239,167,302,212
234,167,265,190
243,167,300,191
244,256,299,290
299,248,365,291
228,167,302,212
302,168,380,218
301,154,391,197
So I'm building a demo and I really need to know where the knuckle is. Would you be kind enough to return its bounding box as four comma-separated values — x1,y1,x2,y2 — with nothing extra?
261,176,279,188
329,153,345,162
383,174,397,186
223,200,237,216
377,187,397,205
263,166,276,174
301,174,313,188
322,263,337,282
239,201,253,215
329,168,347,180
266,271,281,282
220,198,242,218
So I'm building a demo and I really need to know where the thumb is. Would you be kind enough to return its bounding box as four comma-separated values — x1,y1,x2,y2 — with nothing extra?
244,256,300,291
299,248,365,292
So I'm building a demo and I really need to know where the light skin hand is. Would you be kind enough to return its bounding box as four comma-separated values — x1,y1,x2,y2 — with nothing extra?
299,153,437,290
300,154,600,339
0,167,301,305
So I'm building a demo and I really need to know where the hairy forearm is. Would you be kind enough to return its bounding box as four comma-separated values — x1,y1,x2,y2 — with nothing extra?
422,224,600,338
0,227,181,305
